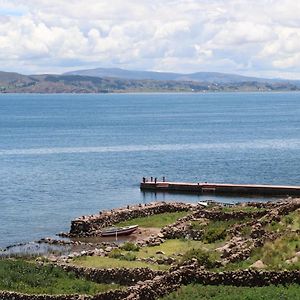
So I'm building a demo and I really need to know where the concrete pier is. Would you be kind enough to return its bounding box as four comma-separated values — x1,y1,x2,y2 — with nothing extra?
140,181,300,196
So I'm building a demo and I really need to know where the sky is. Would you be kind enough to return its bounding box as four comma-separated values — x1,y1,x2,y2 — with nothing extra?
0,0,300,79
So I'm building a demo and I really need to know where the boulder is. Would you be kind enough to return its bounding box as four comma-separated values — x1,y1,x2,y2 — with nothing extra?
250,260,267,269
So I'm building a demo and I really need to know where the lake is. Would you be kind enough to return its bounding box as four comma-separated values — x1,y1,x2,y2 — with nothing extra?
0,92,300,247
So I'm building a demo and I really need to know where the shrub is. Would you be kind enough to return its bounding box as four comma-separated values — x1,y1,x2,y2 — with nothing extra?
120,242,140,252
202,227,227,243
108,248,137,261
120,252,137,261
180,248,215,268
108,249,123,259
285,215,293,225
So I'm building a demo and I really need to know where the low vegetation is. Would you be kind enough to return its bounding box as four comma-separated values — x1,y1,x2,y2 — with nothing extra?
116,211,190,228
265,210,300,233
190,219,248,243
217,206,266,213
73,239,220,270
220,232,300,272
0,259,121,295
73,256,169,270
180,248,219,268
135,239,211,259
120,242,140,252
249,233,300,270
161,284,300,300
108,249,137,261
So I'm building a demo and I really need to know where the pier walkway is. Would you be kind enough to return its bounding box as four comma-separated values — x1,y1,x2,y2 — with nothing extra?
140,180,300,196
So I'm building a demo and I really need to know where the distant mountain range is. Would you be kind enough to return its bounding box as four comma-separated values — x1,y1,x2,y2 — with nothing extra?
0,68,299,93
64,67,285,84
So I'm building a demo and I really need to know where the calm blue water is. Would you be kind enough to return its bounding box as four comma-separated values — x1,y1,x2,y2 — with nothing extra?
0,93,300,248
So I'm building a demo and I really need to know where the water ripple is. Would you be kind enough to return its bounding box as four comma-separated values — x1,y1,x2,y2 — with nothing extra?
0,139,300,156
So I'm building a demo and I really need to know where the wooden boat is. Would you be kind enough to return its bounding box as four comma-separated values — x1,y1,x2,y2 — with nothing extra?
198,201,208,207
101,225,138,237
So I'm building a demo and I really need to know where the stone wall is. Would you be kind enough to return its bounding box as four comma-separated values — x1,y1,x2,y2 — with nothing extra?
193,210,267,221
217,199,300,264
58,264,165,286
1,267,300,300
193,269,300,286
0,265,164,300
124,267,300,300
161,209,267,240
0,290,130,300
69,202,193,237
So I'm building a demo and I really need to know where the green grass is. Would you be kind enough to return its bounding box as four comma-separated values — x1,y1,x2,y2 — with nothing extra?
220,232,300,271
0,259,121,295
73,256,169,270
190,219,248,243
135,239,215,259
138,239,203,256
265,210,300,233
73,240,220,270
180,248,219,268
161,284,300,300
115,211,190,228
108,249,137,261
218,206,266,213
283,210,300,231
250,233,300,270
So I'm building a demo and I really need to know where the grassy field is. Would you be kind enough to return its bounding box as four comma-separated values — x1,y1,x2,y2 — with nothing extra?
250,233,300,270
0,259,121,295
217,206,266,213
115,211,190,228
161,284,300,300
190,219,249,243
218,232,300,271
265,210,300,233
135,239,210,259
73,256,169,270
73,239,222,270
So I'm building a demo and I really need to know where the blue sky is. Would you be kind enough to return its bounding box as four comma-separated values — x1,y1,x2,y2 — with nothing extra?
0,0,300,79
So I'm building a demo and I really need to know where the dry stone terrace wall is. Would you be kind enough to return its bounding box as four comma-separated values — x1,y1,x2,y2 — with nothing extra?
162,199,300,241
123,268,300,300
58,264,165,286
193,210,267,221
69,202,194,237
193,269,300,286
2,268,300,300
0,290,130,300
161,209,268,240
217,199,300,263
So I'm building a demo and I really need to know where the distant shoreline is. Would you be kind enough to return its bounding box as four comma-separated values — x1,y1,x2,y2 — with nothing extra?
2,90,300,94
1,69,300,94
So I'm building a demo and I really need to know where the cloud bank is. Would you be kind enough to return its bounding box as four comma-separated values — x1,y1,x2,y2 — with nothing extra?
0,0,300,78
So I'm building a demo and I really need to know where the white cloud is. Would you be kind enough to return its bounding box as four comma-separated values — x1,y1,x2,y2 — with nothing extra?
0,0,300,78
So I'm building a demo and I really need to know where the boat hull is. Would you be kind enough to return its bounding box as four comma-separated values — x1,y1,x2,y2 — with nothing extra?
101,225,138,237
